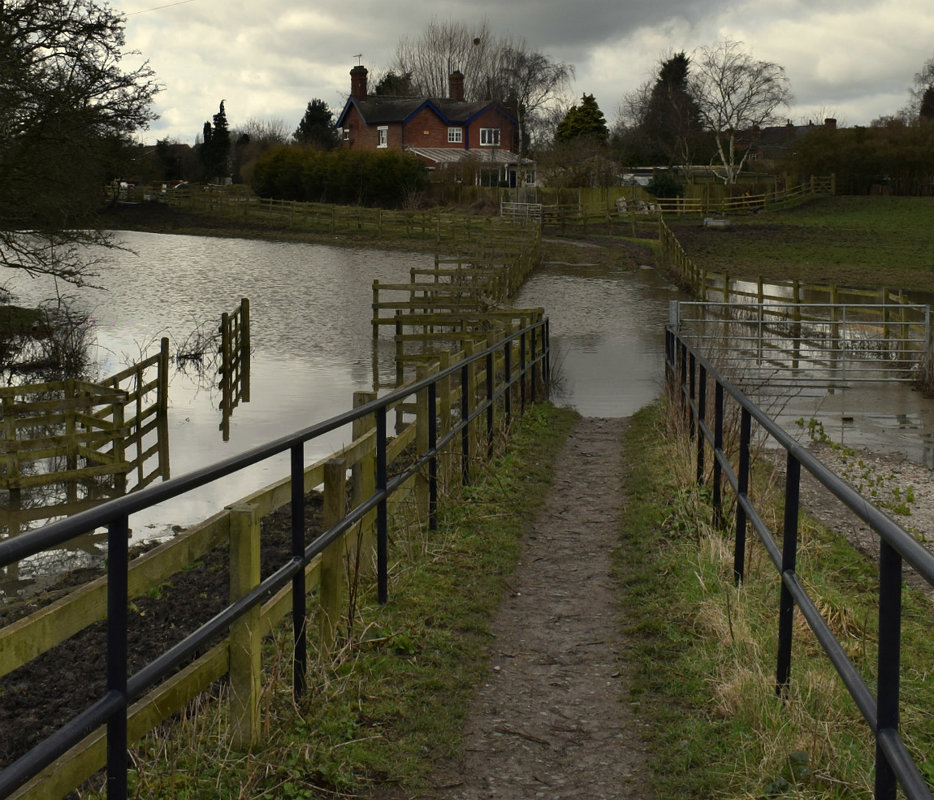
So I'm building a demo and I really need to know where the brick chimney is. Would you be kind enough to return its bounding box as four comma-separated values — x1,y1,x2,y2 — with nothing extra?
449,70,465,102
824,117,837,130
350,65,368,100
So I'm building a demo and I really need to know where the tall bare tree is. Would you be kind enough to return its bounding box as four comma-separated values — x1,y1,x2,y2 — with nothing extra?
389,20,571,144
904,55,934,121
390,20,508,101
497,45,573,165
691,40,791,185
0,0,158,284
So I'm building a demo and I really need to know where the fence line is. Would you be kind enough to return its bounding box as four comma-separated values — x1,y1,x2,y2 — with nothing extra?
673,301,930,387
0,319,550,800
218,298,251,441
0,340,169,543
658,217,934,382
156,189,541,246
532,176,834,230
0,219,548,799
667,327,934,800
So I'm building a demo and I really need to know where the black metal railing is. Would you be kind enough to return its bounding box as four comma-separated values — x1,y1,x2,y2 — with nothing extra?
666,325,934,800
0,319,549,800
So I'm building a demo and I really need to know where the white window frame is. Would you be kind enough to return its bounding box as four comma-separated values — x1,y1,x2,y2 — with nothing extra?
377,126,388,148
447,127,463,144
479,128,500,146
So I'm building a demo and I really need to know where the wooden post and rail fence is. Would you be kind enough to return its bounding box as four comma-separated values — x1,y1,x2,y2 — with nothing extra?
159,189,541,247
0,339,170,544
0,223,548,799
218,298,251,441
371,241,542,392
512,175,836,231
1,297,254,544
0,317,550,800
658,216,933,382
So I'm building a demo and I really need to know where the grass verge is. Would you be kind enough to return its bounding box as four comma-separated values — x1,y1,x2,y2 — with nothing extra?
669,195,934,291
620,400,934,798
76,402,580,800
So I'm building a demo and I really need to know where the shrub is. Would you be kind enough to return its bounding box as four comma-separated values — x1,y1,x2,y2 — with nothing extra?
251,146,427,207
646,172,685,198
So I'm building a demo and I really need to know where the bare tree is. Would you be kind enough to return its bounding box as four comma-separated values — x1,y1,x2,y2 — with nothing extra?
617,79,653,130
0,0,158,284
691,40,791,185
390,19,509,101
499,46,573,152
389,20,572,148
902,55,934,121
239,117,290,147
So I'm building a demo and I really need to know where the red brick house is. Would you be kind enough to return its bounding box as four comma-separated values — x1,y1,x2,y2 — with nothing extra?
335,65,527,187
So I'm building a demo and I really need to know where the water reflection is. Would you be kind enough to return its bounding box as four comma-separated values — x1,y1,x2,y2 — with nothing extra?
774,383,934,468
1,233,430,540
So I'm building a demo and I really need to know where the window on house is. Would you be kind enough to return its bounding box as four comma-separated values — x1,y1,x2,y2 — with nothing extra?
479,128,500,146
377,126,388,148
448,127,463,144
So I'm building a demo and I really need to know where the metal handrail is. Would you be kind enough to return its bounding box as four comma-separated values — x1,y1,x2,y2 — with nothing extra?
0,319,549,800
667,325,934,800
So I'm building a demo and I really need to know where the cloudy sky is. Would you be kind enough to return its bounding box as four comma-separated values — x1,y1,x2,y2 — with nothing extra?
114,0,934,145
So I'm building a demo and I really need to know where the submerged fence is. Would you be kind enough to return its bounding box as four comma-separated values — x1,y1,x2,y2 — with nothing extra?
672,300,930,389
0,319,549,800
667,326,934,800
0,340,170,541
218,298,251,441
659,216,929,315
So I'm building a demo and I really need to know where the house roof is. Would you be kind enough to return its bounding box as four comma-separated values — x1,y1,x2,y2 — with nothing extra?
336,96,517,128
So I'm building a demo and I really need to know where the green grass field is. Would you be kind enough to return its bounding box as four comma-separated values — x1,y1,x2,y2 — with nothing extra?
669,196,934,293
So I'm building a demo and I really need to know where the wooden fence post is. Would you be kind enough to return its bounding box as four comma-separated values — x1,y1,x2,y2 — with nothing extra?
113,402,127,497
219,313,231,441
438,349,452,493
240,298,251,403
352,392,377,562
158,337,169,419
319,459,346,656
229,503,261,752
463,340,476,483
415,363,433,526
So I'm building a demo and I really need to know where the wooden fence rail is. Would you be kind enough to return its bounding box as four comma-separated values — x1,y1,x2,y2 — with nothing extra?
159,190,541,246
659,216,931,348
538,176,834,229
0,340,169,541
0,319,549,800
218,298,251,441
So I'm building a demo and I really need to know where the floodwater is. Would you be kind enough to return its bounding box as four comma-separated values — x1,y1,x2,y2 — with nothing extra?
2,233,681,547
3,233,424,540
515,261,678,417
4,228,930,554
699,277,934,466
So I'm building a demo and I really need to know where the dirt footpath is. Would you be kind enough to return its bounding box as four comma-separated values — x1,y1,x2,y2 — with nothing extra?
429,417,650,800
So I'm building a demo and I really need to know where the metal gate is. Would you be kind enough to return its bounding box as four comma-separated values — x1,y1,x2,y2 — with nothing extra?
670,301,931,389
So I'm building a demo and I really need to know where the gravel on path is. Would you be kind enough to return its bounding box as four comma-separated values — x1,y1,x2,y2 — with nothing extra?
429,417,651,800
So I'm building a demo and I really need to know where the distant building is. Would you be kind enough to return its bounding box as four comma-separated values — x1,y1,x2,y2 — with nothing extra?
335,65,528,187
